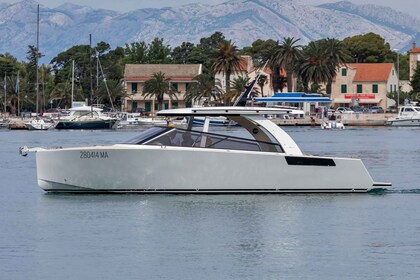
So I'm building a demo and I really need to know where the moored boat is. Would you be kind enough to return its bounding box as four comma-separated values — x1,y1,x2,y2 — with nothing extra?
25,118,56,130
20,106,390,193
386,104,420,126
55,106,118,129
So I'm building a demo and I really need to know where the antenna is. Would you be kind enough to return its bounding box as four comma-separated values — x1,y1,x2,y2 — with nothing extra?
233,61,268,106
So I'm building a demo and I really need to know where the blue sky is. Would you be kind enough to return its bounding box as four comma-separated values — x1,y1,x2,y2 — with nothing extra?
2,0,419,18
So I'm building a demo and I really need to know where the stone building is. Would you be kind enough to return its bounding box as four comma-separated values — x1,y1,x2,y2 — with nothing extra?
122,64,202,114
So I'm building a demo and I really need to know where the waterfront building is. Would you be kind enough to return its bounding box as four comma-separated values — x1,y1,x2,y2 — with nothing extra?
122,64,202,114
330,63,398,109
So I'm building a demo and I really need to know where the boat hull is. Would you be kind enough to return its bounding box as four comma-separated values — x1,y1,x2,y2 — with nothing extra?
35,145,377,193
55,119,117,129
387,118,420,126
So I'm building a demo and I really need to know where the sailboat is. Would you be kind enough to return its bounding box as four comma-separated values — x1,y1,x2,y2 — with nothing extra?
55,42,118,130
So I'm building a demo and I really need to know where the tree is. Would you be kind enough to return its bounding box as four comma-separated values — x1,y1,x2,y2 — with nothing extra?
322,38,351,96
343,33,394,63
298,41,331,92
184,74,222,104
171,42,196,64
228,76,251,104
26,45,40,95
49,44,93,100
271,37,303,92
241,39,278,66
146,38,172,64
95,79,126,109
212,40,242,96
143,72,177,111
189,32,226,75
124,41,148,64
257,74,267,97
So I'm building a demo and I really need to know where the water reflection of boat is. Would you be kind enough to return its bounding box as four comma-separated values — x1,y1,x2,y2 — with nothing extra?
55,106,118,129
386,104,420,126
20,106,390,193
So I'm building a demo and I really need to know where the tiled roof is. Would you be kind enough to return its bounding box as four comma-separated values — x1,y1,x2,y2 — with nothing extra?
124,64,202,80
346,63,394,82
409,47,420,54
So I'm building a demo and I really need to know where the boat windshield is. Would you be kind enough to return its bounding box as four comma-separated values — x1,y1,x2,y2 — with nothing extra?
123,127,173,144
124,127,283,153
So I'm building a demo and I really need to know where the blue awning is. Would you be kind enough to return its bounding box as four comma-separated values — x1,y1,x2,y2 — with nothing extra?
255,97,332,103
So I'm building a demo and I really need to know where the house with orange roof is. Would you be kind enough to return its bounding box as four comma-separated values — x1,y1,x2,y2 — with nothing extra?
409,42,420,79
331,63,398,109
122,64,202,114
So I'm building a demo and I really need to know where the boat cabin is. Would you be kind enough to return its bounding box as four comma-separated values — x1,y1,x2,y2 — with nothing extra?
123,107,304,156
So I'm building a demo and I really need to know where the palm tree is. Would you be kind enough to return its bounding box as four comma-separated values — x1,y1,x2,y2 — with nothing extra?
96,79,126,109
185,74,222,105
323,38,352,96
227,76,251,104
298,41,331,91
271,37,303,92
212,40,242,96
142,71,177,111
257,74,267,97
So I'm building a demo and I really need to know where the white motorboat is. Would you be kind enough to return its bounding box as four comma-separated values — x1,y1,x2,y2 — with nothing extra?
25,118,56,130
321,120,345,130
118,112,142,127
20,106,390,193
386,105,420,126
136,117,169,126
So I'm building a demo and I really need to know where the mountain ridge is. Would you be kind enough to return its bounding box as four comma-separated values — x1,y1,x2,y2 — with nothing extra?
0,0,417,63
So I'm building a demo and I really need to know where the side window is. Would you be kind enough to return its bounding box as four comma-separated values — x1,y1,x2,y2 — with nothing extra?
341,68,347,76
131,83,138,93
341,84,347,93
372,84,378,93
357,84,362,93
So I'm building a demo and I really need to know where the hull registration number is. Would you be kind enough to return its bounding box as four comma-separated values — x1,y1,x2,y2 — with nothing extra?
80,151,109,159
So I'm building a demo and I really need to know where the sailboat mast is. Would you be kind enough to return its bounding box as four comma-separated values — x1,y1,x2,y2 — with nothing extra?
71,60,75,106
36,4,39,115
3,73,6,113
17,71,20,116
89,34,93,115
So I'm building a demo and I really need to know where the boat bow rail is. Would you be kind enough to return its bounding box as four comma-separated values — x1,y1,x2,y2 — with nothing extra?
19,145,61,157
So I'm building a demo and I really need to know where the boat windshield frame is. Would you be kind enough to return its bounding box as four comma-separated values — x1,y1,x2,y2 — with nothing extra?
123,126,284,153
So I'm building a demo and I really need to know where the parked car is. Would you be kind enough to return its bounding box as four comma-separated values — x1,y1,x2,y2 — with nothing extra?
369,106,384,113
350,106,365,113
335,107,354,114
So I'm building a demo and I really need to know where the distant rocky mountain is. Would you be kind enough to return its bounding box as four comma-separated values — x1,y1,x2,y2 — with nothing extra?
0,0,418,63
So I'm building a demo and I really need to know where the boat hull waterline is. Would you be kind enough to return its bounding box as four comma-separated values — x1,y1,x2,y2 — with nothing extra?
35,145,386,193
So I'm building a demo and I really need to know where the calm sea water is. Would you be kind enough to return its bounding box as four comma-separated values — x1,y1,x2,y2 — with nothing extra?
1,126,420,279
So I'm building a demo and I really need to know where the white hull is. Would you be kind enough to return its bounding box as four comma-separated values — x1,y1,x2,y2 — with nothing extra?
36,145,377,193
387,118,420,126
26,120,56,130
